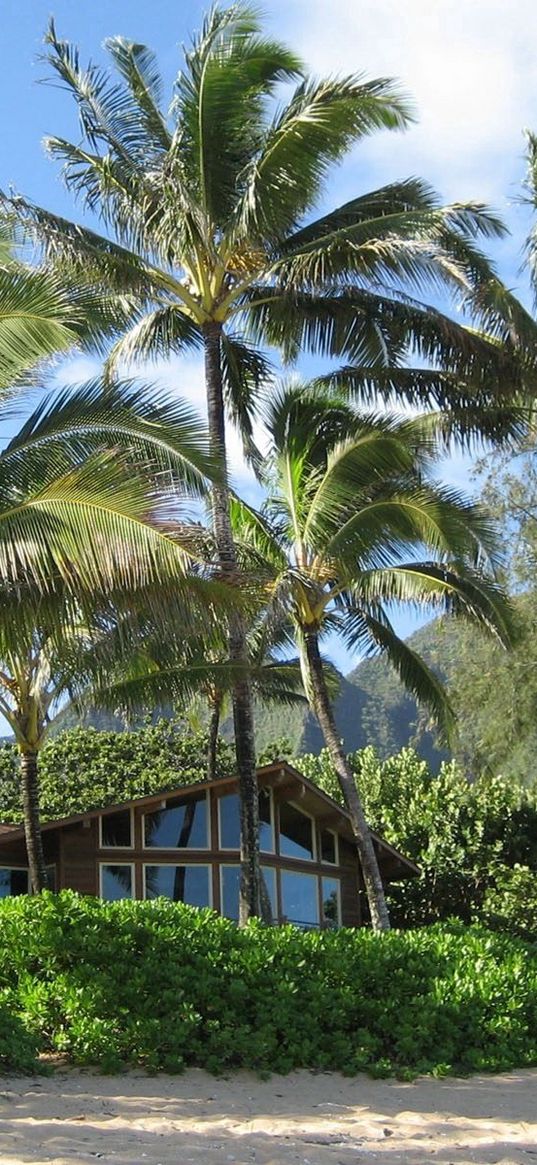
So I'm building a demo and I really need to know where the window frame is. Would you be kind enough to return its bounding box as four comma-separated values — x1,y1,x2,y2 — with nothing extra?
321,874,342,926
142,792,209,851
0,865,29,897
278,799,317,863
142,862,213,907
217,787,275,853
98,807,135,851
98,861,135,901
279,867,320,928
319,827,339,866
219,862,277,922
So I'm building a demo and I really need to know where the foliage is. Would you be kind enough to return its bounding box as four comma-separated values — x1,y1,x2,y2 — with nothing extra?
0,722,236,824
0,993,40,1073
0,893,535,1077
481,866,537,944
295,747,537,931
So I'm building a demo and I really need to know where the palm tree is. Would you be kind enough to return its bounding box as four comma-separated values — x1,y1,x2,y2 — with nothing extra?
3,6,529,916
0,234,78,389
0,378,235,889
231,384,514,930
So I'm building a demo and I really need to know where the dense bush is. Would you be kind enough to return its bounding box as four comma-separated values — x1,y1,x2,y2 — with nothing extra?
0,893,536,1077
296,747,537,934
0,722,236,823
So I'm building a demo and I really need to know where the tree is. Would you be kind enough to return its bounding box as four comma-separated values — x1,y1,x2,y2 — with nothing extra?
0,379,233,889
232,384,514,929
4,6,531,917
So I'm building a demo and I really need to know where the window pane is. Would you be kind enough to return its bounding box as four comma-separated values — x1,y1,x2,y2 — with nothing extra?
0,868,28,897
144,865,210,908
219,791,274,852
322,877,340,926
221,865,276,922
281,871,319,927
320,829,336,864
101,865,132,901
279,802,314,860
101,809,132,847
144,795,207,848
45,866,57,892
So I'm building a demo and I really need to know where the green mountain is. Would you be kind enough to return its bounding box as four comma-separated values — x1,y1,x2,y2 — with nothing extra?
54,618,461,769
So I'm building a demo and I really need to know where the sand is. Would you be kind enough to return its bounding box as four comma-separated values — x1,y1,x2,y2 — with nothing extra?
0,1067,535,1165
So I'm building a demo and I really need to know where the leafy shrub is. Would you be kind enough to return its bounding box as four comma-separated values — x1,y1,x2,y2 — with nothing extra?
481,865,537,943
0,722,236,824
0,993,39,1073
0,893,536,1077
296,747,537,934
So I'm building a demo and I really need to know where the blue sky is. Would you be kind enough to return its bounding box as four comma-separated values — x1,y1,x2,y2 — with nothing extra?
1,0,536,677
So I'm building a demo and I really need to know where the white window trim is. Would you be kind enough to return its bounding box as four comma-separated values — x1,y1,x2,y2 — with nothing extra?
278,799,317,862
98,807,135,850
99,862,135,900
142,793,209,851
280,868,320,927
218,788,275,853
321,875,342,926
142,862,212,908
319,827,339,866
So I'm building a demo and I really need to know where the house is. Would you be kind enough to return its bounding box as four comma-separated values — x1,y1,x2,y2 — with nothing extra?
0,762,418,926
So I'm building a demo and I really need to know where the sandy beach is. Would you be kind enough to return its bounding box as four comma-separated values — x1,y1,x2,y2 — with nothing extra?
0,1067,535,1165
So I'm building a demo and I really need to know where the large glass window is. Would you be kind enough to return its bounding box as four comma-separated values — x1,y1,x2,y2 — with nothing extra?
279,802,314,861
0,868,28,897
218,789,273,851
220,864,277,922
281,870,319,927
144,865,210,907
322,877,341,926
144,794,207,849
100,864,133,900
320,829,337,865
100,809,132,848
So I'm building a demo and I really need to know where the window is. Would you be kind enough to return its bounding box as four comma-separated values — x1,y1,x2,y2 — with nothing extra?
320,829,338,865
218,788,274,852
143,793,208,849
281,870,319,927
220,864,277,922
100,809,132,848
279,802,314,861
322,877,341,927
144,865,210,908
100,864,133,901
0,868,28,897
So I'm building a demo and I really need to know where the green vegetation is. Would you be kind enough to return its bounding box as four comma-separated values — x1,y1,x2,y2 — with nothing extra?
297,746,537,935
0,723,235,824
0,892,535,1077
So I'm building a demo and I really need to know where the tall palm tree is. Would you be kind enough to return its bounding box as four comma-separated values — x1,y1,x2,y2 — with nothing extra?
3,6,529,916
0,379,235,889
231,384,514,930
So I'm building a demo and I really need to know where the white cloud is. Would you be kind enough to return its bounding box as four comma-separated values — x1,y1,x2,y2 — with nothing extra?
277,0,537,212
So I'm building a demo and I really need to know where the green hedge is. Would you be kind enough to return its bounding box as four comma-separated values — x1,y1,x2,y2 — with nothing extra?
1,893,536,1077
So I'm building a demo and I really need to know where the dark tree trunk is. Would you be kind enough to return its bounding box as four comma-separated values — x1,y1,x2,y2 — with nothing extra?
20,749,48,894
302,630,391,932
206,691,222,782
203,322,261,923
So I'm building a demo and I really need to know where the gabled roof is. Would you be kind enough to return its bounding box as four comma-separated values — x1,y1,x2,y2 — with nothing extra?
0,761,419,879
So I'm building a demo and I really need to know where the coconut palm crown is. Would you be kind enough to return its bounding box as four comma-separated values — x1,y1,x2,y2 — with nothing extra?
230,384,515,929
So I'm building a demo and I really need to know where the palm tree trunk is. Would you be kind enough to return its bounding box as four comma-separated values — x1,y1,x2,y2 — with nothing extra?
302,630,391,932
20,748,48,894
203,321,261,923
206,691,223,782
